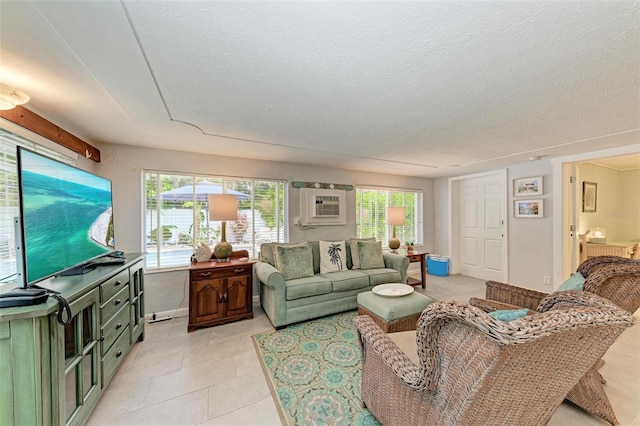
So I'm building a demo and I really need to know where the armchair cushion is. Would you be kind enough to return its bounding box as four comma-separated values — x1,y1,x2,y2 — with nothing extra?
556,272,585,291
488,308,529,321
275,243,314,280
358,241,385,269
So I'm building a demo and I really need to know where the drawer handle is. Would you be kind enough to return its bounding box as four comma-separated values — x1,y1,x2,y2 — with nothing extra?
200,272,212,278
115,280,122,286
116,322,122,329
116,350,122,358
100,335,105,342
234,269,244,274
115,298,122,305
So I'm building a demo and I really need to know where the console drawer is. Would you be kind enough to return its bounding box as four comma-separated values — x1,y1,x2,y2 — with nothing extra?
190,264,252,282
101,325,130,387
101,304,130,355
101,285,130,323
100,269,130,301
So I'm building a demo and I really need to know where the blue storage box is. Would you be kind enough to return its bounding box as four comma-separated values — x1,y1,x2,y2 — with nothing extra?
427,256,449,276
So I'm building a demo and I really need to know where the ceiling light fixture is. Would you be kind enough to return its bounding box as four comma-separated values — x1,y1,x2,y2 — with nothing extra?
0,83,30,110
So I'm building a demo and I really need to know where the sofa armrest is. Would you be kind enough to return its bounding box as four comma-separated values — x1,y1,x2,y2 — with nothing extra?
254,261,285,290
383,252,410,283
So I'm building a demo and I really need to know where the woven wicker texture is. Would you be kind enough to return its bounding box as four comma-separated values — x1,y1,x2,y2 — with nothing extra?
354,291,635,426
357,305,421,333
471,256,640,425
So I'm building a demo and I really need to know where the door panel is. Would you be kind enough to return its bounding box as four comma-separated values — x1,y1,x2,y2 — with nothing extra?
459,173,506,281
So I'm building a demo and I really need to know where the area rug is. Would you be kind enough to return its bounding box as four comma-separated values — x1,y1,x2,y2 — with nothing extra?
252,311,381,426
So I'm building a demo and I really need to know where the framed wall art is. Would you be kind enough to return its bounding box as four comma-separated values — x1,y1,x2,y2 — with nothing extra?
514,199,544,218
513,176,543,196
582,181,597,212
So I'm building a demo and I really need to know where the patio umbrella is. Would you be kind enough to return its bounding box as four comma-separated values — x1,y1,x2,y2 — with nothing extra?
160,180,250,202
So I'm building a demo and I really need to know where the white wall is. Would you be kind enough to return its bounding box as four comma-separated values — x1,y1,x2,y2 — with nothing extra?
576,163,640,241
433,159,554,291
97,143,434,254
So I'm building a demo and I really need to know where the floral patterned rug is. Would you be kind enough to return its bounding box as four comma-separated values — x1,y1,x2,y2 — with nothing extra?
252,311,380,426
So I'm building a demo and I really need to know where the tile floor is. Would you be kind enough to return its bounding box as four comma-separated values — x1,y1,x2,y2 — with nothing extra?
87,273,640,426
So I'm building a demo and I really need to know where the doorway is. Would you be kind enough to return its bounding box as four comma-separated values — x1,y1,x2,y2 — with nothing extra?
449,170,508,282
552,146,640,284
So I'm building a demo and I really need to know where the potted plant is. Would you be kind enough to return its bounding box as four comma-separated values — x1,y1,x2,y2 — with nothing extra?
405,241,414,252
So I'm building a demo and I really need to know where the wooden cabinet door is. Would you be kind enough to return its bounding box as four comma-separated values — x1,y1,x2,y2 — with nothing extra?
226,275,250,317
192,279,225,323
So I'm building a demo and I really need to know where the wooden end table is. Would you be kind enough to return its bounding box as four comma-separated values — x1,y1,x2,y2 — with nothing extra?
405,251,427,289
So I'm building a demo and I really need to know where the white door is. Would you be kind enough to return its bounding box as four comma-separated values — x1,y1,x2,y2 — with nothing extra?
459,173,506,282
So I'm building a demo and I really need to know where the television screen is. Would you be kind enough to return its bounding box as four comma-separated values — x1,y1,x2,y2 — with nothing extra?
17,148,115,284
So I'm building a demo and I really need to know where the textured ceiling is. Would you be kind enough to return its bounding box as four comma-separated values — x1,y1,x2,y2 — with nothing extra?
0,1,638,177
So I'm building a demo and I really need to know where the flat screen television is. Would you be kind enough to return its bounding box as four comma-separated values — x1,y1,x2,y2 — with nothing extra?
17,147,116,286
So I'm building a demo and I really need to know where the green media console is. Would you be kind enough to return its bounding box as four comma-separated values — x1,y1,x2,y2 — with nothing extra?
0,253,145,426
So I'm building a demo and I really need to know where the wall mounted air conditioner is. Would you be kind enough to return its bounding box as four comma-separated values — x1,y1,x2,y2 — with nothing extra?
299,188,346,226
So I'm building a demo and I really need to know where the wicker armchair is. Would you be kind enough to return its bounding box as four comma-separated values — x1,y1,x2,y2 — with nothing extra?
468,257,640,425
354,291,635,426
482,257,640,313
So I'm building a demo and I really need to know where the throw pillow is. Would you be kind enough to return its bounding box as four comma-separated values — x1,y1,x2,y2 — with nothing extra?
358,240,385,270
349,237,376,269
556,272,585,291
489,308,529,321
275,244,314,280
319,240,346,274
272,241,309,270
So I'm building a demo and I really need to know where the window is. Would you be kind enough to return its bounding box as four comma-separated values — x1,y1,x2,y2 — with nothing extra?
144,172,287,269
355,186,423,247
0,129,74,282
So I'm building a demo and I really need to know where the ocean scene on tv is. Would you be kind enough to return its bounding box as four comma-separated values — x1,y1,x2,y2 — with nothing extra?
20,150,114,283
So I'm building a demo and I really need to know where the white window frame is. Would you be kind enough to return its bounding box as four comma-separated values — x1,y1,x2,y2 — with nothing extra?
355,185,423,247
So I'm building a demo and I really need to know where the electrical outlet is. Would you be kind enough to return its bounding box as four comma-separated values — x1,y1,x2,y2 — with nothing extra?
543,275,551,285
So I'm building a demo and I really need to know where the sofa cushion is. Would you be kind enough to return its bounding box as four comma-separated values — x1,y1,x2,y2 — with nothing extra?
358,241,385,269
319,240,347,273
349,237,376,269
319,270,369,293
359,268,402,286
275,243,314,280
270,240,310,268
285,275,332,300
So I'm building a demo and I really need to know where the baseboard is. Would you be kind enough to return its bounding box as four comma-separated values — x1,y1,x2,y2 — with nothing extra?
144,307,188,321
145,299,260,322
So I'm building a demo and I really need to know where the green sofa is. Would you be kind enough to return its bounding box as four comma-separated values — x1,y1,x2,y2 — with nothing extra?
256,240,410,328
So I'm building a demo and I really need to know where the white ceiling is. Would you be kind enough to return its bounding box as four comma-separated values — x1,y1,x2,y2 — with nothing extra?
1,1,639,178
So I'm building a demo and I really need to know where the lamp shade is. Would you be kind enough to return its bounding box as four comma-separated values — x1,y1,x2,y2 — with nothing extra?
386,207,406,226
208,194,238,221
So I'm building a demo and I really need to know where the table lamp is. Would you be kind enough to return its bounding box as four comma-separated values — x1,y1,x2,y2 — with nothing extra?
386,207,405,252
209,194,238,261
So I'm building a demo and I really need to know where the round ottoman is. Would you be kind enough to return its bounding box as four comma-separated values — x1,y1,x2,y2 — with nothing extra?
357,288,435,333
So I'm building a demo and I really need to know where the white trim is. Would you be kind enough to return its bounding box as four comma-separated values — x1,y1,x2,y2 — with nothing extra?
551,144,640,287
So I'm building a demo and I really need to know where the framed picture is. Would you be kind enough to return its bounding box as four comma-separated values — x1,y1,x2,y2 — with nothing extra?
513,176,543,196
514,199,544,218
582,181,597,212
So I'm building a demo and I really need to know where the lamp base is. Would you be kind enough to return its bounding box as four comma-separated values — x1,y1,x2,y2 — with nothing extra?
388,237,400,252
213,241,233,262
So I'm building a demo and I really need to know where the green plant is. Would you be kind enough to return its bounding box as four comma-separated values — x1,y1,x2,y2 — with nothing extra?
148,225,177,244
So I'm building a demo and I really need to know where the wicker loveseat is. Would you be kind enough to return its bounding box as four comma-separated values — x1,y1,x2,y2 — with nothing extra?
354,291,635,426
